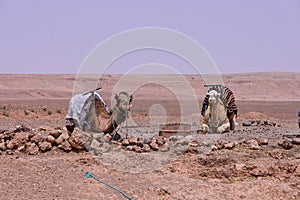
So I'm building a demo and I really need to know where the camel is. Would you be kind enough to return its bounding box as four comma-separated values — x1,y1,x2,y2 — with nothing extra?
66,91,132,137
202,89,234,133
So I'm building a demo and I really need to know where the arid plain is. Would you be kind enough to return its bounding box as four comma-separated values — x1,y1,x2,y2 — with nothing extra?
0,72,300,200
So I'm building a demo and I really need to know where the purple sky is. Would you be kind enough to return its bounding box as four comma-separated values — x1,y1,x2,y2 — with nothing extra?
0,0,299,74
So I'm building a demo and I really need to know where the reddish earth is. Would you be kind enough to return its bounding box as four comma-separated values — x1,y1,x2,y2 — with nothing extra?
0,73,300,200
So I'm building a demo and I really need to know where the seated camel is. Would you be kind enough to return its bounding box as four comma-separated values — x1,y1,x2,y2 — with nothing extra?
201,86,237,133
66,91,132,136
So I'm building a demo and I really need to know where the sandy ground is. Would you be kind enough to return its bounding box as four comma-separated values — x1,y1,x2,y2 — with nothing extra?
0,73,300,200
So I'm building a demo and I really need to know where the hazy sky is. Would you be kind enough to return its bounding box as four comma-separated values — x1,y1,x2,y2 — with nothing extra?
0,0,299,74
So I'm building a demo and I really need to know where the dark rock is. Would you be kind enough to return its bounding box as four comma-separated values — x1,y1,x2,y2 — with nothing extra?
215,140,224,150
242,121,251,127
136,141,144,148
263,120,269,125
281,139,293,150
39,141,52,152
292,138,300,145
14,125,30,133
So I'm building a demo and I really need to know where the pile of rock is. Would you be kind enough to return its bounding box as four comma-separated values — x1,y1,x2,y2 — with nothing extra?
211,138,269,151
120,136,167,153
242,120,277,127
0,125,86,155
278,137,300,150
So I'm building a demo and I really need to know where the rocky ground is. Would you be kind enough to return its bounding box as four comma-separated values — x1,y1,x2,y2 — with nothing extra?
0,104,300,200
0,73,300,199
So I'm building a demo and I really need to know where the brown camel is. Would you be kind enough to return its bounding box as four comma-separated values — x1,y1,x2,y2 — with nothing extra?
66,92,132,136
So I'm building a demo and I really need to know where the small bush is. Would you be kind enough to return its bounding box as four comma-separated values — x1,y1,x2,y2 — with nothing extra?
47,110,52,115
42,106,47,112
56,109,62,114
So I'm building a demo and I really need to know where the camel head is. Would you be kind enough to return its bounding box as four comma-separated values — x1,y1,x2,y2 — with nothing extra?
114,92,133,112
207,90,221,105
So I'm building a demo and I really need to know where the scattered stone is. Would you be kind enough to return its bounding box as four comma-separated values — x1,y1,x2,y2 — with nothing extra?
6,150,14,155
122,139,130,146
136,141,144,148
250,167,266,177
263,120,269,125
142,144,151,152
234,163,246,171
238,138,246,145
133,145,142,153
39,141,52,152
128,136,137,145
211,145,218,151
248,139,260,150
17,145,25,152
281,139,293,150
291,138,300,145
156,136,165,146
7,132,29,150
224,141,235,149
68,131,85,150
14,125,30,133
90,139,101,150
126,146,133,151
103,134,112,143
30,133,44,144
26,142,39,155
143,137,152,144
59,141,72,152
269,150,283,159
38,126,49,131
242,121,251,127
149,141,159,151
189,142,199,148
256,138,268,146
46,135,56,145
169,135,184,141
0,142,6,151
55,132,69,145
215,140,224,150
49,130,63,138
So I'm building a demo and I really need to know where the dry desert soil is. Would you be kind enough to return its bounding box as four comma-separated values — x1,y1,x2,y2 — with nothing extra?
0,73,300,200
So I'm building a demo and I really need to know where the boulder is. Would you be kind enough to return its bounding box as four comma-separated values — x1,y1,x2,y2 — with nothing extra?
156,136,165,146
0,142,6,151
39,141,52,152
248,139,260,150
26,142,39,155
292,138,300,145
281,139,293,150
49,130,63,138
128,136,138,145
59,141,72,152
133,145,142,153
242,121,251,127
46,135,56,145
149,141,159,151
7,132,29,150
30,133,44,144
55,132,69,145
122,139,130,146
224,141,235,149
68,131,85,150
142,144,151,152
256,138,268,146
